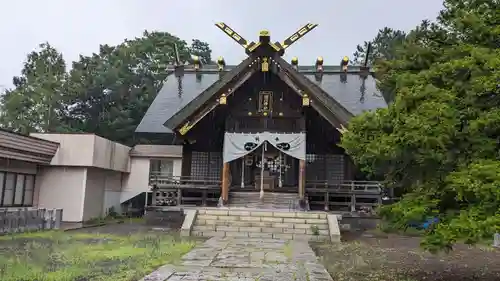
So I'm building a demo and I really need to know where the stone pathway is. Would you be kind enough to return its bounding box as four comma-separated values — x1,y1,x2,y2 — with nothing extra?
141,237,333,281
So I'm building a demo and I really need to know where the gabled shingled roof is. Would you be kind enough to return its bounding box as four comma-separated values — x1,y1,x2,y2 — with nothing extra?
274,57,354,125
304,74,386,115
164,57,255,130
135,63,387,134
135,72,219,133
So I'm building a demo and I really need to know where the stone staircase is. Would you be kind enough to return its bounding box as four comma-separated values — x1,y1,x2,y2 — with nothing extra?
228,191,301,210
181,208,341,242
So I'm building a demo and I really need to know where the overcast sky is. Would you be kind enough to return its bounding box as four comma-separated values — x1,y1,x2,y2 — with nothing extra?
0,0,443,88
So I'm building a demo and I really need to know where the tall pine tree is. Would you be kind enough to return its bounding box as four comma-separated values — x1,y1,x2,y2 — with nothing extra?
342,0,500,252
0,43,67,133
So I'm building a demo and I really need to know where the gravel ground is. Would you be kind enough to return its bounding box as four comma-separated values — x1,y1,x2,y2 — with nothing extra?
312,230,500,281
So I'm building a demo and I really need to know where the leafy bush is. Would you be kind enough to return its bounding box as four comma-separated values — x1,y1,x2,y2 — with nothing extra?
342,0,500,252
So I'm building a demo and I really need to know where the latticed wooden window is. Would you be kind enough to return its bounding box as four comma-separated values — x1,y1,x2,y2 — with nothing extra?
191,152,209,179
326,155,344,184
306,154,344,183
190,152,222,179
208,152,222,179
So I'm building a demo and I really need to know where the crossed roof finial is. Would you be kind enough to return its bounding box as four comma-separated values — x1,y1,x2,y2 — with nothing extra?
215,22,318,56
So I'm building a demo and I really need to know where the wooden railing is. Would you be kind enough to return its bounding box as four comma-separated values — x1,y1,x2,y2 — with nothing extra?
306,180,382,193
306,180,384,212
149,174,221,207
149,173,385,212
149,173,221,188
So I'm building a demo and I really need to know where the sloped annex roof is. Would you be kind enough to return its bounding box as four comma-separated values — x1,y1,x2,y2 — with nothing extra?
135,63,387,134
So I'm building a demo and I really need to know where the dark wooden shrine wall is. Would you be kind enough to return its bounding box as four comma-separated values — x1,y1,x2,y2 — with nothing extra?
182,150,352,183
227,73,303,117
184,109,226,152
180,71,350,181
226,72,305,133
305,108,344,155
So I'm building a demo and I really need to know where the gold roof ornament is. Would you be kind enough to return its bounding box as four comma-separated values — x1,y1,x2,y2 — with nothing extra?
217,56,225,71
316,56,324,65
341,56,349,71
192,55,200,70
259,30,270,37
219,93,227,105
261,57,269,72
316,57,324,71
302,93,310,106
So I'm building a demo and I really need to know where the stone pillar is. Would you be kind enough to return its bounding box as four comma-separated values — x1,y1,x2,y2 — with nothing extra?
298,159,306,204
221,162,230,205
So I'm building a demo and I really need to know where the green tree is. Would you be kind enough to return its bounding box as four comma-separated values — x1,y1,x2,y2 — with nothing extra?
62,31,208,145
188,39,213,64
341,0,500,252
1,31,213,145
352,27,406,66
0,43,67,133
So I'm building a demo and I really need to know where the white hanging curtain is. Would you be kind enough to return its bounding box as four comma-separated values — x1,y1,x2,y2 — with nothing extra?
223,133,266,163
266,132,306,161
223,132,306,163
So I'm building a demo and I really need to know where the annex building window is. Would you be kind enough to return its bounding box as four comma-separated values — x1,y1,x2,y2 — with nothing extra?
0,172,35,207
150,159,174,177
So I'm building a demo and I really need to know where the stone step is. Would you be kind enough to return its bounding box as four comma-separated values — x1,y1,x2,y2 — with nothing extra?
229,198,297,203
193,208,331,242
192,224,330,235
191,229,330,241
230,193,299,199
229,200,299,203
194,219,329,229
230,195,299,200
230,198,298,201
228,203,295,210
230,199,297,203
180,209,342,242
198,209,327,219
231,193,298,196
230,191,298,196
196,214,327,224
229,192,300,210
229,199,295,204
229,202,296,207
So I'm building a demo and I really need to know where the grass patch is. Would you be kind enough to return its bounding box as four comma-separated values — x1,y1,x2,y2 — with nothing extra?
283,241,293,261
0,230,197,281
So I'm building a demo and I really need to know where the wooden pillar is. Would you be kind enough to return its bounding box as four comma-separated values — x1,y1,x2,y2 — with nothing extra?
344,155,356,180
298,159,306,203
221,162,230,205
181,149,192,178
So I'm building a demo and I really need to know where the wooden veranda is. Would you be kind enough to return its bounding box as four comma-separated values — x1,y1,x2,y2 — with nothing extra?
149,172,385,212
